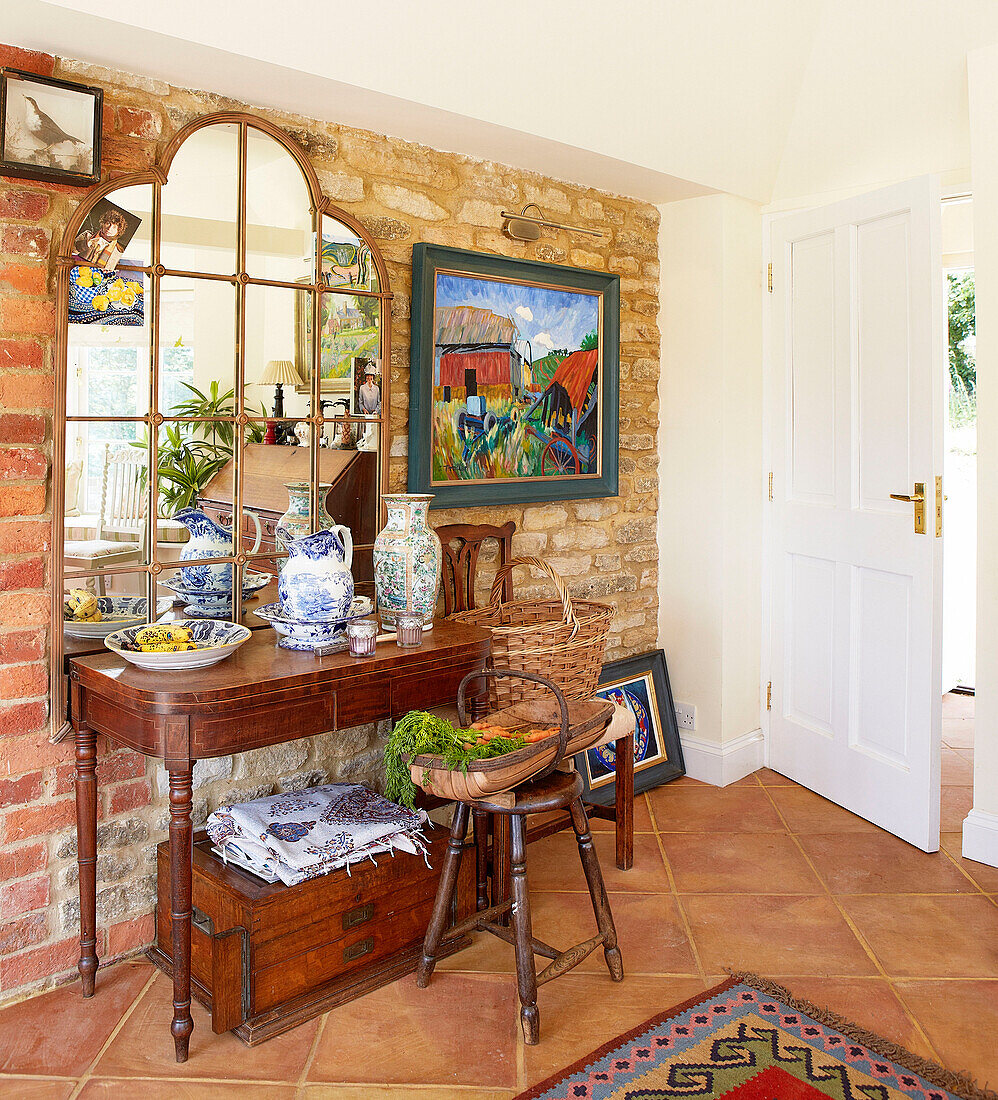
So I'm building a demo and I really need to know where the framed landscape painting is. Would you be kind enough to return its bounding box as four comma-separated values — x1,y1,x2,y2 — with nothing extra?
408,244,619,507
295,288,380,394
577,650,685,806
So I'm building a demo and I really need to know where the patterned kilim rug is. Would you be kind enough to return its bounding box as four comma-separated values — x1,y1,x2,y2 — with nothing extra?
516,973,997,1100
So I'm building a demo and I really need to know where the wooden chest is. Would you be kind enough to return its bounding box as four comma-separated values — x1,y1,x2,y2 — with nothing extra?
151,826,475,1044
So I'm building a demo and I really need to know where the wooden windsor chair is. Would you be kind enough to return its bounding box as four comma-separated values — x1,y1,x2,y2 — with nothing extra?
416,668,623,1044
433,522,634,906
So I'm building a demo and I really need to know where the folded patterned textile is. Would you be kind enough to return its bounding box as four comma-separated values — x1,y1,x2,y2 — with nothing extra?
205,783,430,886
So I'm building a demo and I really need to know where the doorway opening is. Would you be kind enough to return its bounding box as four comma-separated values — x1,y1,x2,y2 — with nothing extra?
940,194,976,831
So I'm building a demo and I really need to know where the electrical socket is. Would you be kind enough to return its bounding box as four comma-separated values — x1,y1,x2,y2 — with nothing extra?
675,702,696,732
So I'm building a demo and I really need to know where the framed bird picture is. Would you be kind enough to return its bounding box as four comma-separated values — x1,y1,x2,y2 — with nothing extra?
0,68,102,186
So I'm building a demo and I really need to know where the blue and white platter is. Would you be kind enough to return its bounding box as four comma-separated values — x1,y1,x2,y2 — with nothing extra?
159,570,273,617
63,596,173,640
104,619,251,671
254,596,374,651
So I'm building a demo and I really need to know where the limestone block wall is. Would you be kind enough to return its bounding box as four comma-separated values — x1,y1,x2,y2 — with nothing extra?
0,43,661,1002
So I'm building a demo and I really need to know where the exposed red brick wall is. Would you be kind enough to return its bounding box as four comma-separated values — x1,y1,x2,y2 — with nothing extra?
0,43,142,1007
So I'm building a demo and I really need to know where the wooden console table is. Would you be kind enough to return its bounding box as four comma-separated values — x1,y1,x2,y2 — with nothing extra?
69,619,491,1062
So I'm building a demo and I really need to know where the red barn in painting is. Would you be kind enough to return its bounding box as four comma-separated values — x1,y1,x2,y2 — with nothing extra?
434,306,528,397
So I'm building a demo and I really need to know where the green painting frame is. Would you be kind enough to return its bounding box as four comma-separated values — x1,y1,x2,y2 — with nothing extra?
408,244,619,507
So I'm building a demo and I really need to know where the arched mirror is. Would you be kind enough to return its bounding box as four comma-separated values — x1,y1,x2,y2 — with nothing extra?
52,113,392,735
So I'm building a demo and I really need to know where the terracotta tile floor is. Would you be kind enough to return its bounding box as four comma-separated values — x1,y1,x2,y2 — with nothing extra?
0,694,993,1098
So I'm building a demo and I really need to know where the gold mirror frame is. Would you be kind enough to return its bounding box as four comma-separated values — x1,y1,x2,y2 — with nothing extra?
51,112,393,738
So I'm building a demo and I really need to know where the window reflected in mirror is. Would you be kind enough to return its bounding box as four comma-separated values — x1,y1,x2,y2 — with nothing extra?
160,122,239,275
157,276,236,412
246,126,314,284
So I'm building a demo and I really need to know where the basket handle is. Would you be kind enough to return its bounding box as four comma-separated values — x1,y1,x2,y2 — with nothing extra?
456,666,572,779
489,556,580,637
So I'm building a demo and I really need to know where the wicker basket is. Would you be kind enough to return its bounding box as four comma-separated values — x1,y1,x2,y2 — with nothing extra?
450,557,613,710
410,668,614,805
411,697,613,803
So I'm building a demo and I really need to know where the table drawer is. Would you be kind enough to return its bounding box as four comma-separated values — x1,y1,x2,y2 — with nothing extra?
390,658,486,714
191,692,336,756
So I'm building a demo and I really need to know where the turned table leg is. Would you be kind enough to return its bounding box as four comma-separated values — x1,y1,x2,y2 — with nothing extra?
491,814,512,920
614,733,634,871
74,723,98,997
168,766,194,1062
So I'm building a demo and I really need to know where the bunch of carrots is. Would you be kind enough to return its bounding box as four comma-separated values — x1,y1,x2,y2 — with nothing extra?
469,721,561,745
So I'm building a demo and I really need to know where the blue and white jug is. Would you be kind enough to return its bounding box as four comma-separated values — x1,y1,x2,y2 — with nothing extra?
175,507,262,592
277,527,355,622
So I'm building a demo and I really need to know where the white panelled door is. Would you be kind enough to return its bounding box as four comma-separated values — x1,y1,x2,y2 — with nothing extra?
766,177,945,851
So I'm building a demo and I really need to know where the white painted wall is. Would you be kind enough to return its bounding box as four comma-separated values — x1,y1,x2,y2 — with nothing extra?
657,194,764,784
771,1,998,204
15,1,998,206
964,45,998,865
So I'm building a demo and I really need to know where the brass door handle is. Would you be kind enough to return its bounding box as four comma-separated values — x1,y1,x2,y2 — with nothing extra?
890,482,926,533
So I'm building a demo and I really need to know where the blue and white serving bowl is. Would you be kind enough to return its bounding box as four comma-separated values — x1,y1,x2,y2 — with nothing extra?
63,596,173,640
104,619,251,671
160,571,272,617
255,596,373,651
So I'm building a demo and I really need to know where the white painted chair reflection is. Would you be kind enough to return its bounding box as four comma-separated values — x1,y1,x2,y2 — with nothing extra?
64,443,145,595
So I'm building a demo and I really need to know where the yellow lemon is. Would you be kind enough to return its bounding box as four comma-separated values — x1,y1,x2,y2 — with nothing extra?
93,295,109,311
107,284,122,302
121,289,136,308
128,281,143,295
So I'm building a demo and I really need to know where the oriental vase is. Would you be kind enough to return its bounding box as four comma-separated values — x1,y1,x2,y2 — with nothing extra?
373,494,441,628
276,481,336,559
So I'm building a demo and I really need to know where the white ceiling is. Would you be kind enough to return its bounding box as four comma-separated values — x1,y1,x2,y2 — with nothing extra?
8,0,998,205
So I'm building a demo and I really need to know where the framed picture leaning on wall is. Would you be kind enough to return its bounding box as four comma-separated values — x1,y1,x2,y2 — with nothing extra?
0,68,102,186
576,649,686,806
408,244,619,507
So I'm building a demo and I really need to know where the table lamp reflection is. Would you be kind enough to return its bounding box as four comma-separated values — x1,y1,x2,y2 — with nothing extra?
259,359,303,420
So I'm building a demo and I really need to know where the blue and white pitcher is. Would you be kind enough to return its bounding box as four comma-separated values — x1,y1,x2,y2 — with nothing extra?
175,507,262,591
277,527,354,622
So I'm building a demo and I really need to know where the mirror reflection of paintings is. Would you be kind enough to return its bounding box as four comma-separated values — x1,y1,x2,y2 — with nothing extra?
430,271,600,485
585,674,665,790
352,357,381,416
298,291,380,386
1,69,100,184
69,262,144,326
73,199,142,272
320,217,378,292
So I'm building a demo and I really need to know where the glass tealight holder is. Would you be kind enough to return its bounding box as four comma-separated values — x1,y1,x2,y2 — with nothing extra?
395,614,423,648
346,618,378,657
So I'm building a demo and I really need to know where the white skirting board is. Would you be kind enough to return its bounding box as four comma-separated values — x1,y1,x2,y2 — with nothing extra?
679,728,765,787
962,808,998,869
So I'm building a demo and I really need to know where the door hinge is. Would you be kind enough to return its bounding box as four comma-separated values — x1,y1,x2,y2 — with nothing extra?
766,682,772,711
767,263,773,292
768,471,773,501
